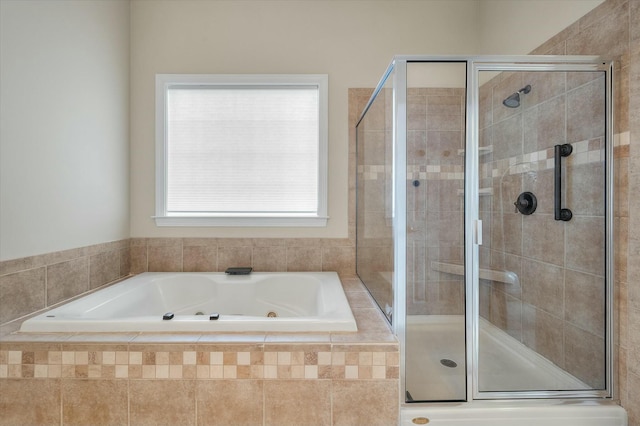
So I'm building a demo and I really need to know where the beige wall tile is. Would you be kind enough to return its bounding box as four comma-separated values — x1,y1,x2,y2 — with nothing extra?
331,380,398,425
89,250,121,289
565,216,606,276
197,380,263,426
567,1,629,58
0,378,60,425
564,323,605,388
0,267,45,324
264,380,331,426
148,245,182,272
0,254,46,276
565,269,606,337
286,246,322,271
322,246,355,275
183,245,217,272
522,304,564,367
130,379,195,425
627,371,640,426
522,214,565,267
62,379,128,426
47,257,89,306
129,244,148,273
252,246,287,272
218,246,252,272
521,259,564,316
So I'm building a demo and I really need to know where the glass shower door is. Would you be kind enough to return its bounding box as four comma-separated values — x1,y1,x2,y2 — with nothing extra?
404,62,467,402
475,67,610,395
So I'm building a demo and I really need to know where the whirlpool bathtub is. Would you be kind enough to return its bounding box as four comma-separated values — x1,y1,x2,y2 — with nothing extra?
19,272,358,333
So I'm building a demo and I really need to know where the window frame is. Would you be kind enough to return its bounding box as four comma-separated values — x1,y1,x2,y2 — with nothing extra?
154,74,329,227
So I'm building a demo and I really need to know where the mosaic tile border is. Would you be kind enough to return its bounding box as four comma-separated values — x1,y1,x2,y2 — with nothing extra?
360,134,627,182
0,347,399,380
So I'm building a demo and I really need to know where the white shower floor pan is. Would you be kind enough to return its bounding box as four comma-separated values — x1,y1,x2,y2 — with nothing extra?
405,315,588,400
402,315,627,425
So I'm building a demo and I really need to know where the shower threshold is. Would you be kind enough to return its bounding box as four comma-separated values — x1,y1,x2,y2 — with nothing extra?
405,315,588,401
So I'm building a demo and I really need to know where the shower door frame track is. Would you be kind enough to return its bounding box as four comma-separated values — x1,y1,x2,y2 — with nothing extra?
360,55,615,405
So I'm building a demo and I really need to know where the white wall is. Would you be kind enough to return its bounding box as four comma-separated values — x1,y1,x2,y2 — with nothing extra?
129,0,481,239
0,0,130,261
0,0,606,259
478,0,605,54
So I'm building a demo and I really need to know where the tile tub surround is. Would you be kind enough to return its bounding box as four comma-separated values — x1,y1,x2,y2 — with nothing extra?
0,240,132,327
0,276,399,425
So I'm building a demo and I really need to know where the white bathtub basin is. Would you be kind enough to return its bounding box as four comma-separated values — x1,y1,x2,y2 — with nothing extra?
19,272,358,333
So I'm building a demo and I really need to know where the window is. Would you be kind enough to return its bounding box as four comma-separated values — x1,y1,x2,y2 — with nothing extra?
155,74,328,226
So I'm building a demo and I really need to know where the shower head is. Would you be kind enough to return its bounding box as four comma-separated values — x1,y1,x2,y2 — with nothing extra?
502,84,531,108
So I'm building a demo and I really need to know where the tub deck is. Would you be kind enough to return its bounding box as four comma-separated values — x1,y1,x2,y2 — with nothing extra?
0,275,400,425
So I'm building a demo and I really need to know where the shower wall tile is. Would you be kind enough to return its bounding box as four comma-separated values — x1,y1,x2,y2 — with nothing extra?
479,86,493,129
362,131,386,164
564,269,606,338
46,257,89,306
520,71,566,108
632,0,640,42
522,305,564,368
522,214,565,266
564,324,605,388
565,216,606,276
567,79,606,143
407,94,427,130
522,95,566,153
567,0,629,58
426,131,464,165
491,113,523,160
627,241,640,311
521,259,564,317
628,306,640,375
490,288,522,341
408,131,427,165
566,162,606,217
437,280,464,315
627,371,640,426
617,60,630,133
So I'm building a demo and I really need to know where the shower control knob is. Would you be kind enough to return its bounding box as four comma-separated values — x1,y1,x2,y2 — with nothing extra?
514,192,537,215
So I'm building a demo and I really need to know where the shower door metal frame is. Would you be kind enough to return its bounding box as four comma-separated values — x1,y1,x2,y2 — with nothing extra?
467,57,614,401
359,55,614,406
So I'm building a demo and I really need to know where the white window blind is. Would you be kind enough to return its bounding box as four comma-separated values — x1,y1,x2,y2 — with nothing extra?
155,75,328,227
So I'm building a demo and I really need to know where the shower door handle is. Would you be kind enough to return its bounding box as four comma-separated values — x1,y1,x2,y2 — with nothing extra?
554,143,573,221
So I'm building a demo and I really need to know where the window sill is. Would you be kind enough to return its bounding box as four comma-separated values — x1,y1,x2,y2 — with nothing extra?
153,215,329,227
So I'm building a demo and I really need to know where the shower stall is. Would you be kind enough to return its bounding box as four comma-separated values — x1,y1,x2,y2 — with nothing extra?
355,56,626,423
